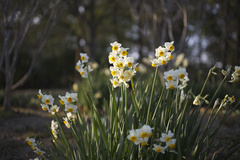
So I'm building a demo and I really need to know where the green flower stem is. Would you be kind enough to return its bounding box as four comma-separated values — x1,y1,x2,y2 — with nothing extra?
146,67,158,125
199,71,228,132
121,85,125,117
131,78,135,94
54,114,74,158
124,86,128,136
199,65,216,96
201,75,228,135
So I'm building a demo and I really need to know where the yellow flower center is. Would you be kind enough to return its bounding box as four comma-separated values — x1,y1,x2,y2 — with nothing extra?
179,73,185,79
140,132,148,138
230,97,235,101
59,100,64,105
42,107,48,111
122,51,128,56
112,45,118,51
169,144,175,149
45,99,50,104
53,108,57,112
120,75,124,79
80,72,84,75
152,63,156,67
111,71,116,76
113,81,118,86
169,45,174,51
237,70,240,74
169,85,175,90
76,66,80,70
165,136,171,142
147,132,153,137
130,136,137,142
28,141,33,146
169,55,173,60
135,67,138,71
37,94,41,99
31,146,35,150
67,97,73,103
68,108,73,112
118,63,123,68
63,121,67,125
110,57,115,62
127,62,133,67
167,76,173,81
37,151,41,155
156,148,161,153
141,142,147,146
158,51,164,57
81,56,85,61
161,60,166,65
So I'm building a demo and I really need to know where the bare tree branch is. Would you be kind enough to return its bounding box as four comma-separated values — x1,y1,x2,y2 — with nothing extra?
11,0,65,90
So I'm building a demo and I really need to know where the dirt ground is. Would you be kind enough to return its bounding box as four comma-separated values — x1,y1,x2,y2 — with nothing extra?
0,106,240,160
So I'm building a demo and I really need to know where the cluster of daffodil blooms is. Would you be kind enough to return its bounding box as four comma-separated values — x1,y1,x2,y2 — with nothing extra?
152,131,176,154
58,92,78,113
75,53,93,78
38,90,59,115
229,66,240,83
150,41,174,67
108,41,138,88
163,68,189,90
26,137,45,158
29,91,78,158
127,126,177,155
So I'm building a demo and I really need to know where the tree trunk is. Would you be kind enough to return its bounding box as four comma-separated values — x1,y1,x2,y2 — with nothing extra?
3,51,13,111
3,75,13,111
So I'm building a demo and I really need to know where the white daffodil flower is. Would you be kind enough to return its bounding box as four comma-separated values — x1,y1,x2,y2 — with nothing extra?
67,112,75,121
166,139,176,149
65,103,78,113
152,144,166,154
164,41,175,52
50,105,60,114
41,94,54,105
155,46,168,58
80,53,89,63
136,125,154,138
119,47,129,57
127,129,139,143
165,80,178,90
40,104,49,112
228,95,235,103
110,41,122,52
34,148,46,156
124,57,134,68
110,78,121,88
38,89,43,99
65,92,78,103
26,137,36,147
63,117,71,128
77,67,88,78
160,130,174,142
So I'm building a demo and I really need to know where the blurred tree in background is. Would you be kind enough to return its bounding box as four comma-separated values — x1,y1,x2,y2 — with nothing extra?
0,0,65,110
0,0,240,109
